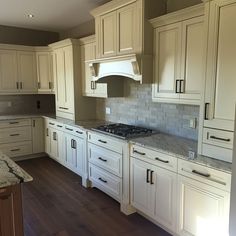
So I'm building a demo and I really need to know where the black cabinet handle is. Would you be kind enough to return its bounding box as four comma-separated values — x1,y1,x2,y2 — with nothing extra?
66,128,73,132
16,82,19,89
10,148,20,152
49,82,52,89
76,131,83,134
175,80,180,93
210,136,231,142
46,128,49,137
192,170,210,178
9,121,19,125
32,120,36,127
57,125,63,128
10,134,20,137
71,139,74,148
155,157,169,164
204,103,210,120
180,80,185,93
53,132,57,141
98,139,107,144
49,122,55,125
150,171,154,185
98,177,107,183
146,169,150,183
20,82,23,89
59,107,69,110
98,157,107,162
133,149,146,156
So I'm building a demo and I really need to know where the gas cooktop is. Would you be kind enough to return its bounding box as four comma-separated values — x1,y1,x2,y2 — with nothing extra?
92,123,155,139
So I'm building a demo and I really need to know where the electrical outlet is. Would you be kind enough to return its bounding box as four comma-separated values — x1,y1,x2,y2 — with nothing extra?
189,118,197,129
188,151,196,160
105,107,111,115
37,100,41,109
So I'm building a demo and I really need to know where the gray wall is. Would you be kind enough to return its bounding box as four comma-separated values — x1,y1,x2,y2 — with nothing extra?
0,25,59,46
96,83,199,140
0,95,55,115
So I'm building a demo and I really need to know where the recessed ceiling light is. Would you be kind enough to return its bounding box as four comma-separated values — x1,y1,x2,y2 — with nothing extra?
27,14,34,18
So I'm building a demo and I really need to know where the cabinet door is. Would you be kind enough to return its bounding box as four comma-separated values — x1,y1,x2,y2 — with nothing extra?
177,176,230,236
17,51,37,93
131,158,155,217
0,185,24,236
204,1,236,131
117,3,138,55
0,50,18,93
73,137,84,175
100,11,117,57
153,23,182,101
32,118,44,154
45,125,51,155
179,16,204,103
50,129,64,163
154,166,177,232
36,52,53,93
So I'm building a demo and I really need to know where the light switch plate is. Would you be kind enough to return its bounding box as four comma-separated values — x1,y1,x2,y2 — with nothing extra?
105,107,111,115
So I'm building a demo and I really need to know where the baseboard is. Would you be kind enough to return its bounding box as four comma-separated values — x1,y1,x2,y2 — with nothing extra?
13,153,48,162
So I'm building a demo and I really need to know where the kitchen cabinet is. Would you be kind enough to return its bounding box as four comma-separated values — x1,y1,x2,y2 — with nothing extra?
17,51,37,93
36,49,54,94
0,50,18,93
80,36,107,98
151,5,204,105
130,147,177,233
91,0,166,58
50,128,64,163
45,120,51,155
32,117,44,154
177,159,231,236
0,185,24,236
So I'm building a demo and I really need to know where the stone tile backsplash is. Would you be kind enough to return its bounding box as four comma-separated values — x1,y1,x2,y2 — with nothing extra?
96,83,199,140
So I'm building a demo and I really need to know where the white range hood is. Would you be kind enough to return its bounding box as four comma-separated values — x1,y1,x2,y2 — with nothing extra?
88,54,152,83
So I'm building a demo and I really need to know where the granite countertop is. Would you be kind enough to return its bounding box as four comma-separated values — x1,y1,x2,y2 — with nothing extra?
0,153,33,188
131,133,232,174
0,113,56,121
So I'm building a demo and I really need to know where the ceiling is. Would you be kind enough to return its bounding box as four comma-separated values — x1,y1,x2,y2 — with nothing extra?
0,0,111,32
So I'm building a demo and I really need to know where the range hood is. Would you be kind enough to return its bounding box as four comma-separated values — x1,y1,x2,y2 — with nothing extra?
88,54,152,84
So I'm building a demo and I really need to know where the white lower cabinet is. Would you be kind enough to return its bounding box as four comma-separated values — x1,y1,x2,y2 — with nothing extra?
50,128,64,163
131,157,177,233
32,118,44,154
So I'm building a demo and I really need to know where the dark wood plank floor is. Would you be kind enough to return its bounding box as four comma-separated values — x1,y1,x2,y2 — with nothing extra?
18,157,172,236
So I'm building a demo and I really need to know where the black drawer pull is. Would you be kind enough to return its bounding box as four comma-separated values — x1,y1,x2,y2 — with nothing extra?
146,169,150,183
49,122,55,125
9,122,19,125
10,149,20,152
192,170,210,178
10,134,20,137
155,157,169,164
133,150,146,156
150,171,154,185
98,139,107,144
76,131,83,134
66,128,73,132
204,103,210,120
210,136,231,142
98,177,107,183
57,125,63,128
59,107,69,110
98,157,107,162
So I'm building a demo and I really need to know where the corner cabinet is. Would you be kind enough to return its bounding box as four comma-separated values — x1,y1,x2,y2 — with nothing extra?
91,0,166,58
80,36,107,98
151,4,204,105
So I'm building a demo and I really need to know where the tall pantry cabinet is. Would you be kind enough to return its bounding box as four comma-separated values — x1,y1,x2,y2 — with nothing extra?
49,39,96,120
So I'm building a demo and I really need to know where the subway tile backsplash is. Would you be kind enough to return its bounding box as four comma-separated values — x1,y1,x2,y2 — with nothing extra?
96,83,199,140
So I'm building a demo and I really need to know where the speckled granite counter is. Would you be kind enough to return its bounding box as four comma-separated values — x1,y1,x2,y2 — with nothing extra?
131,133,232,174
0,153,33,188
0,114,54,120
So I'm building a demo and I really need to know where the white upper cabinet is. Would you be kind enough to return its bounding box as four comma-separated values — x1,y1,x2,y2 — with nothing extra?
91,0,166,59
204,0,236,131
17,51,37,93
151,5,204,105
0,50,18,93
36,50,54,94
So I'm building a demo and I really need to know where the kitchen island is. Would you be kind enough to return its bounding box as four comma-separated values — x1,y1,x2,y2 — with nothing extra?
0,152,32,236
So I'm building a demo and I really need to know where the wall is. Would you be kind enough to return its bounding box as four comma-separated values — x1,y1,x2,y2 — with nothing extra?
96,83,199,140
0,95,55,115
0,25,59,46
167,0,202,13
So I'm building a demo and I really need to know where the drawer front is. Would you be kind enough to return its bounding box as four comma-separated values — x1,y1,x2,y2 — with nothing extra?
203,128,234,149
0,141,32,157
178,159,231,192
46,119,64,131
88,143,122,177
0,126,32,144
89,163,122,202
131,144,177,172
0,119,31,128
64,125,86,139
88,132,123,154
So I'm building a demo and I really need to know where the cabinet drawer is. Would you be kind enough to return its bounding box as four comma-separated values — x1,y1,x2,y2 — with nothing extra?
45,119,65,131
0,119,31,128
203,128,234,149
88,132,123,154
131,144,177,172
88,143,122,177
89,163,122,202
0,141,32,157
178,159,231,192
64,125,86,139
0,126,32,144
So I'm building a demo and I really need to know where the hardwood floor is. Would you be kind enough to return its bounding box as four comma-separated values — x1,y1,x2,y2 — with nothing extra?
18,157,172,236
